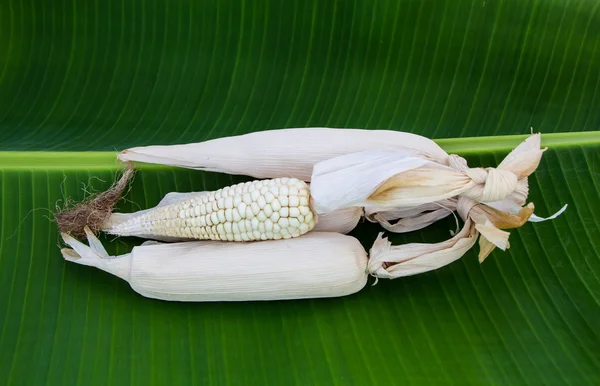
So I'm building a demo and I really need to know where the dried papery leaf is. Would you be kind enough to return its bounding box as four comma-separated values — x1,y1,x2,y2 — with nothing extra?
365,195,540,277
308,151,429,213
118,128,450,181
484,198,568,224
475,220,510,249
472,202,535,229
496,133,546,179
368,221,478,279
363,199,457,233
478,236,497,263
366,207,455,233
364,199,457,221
313,207,363,234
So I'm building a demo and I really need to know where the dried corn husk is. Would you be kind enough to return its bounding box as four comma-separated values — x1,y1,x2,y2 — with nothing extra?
368,196,566,278
117,128,450,181
364,200,456,233
61,228,369,302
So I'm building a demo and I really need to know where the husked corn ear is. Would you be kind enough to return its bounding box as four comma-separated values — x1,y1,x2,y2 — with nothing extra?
104,177,316,242
61,228,369,302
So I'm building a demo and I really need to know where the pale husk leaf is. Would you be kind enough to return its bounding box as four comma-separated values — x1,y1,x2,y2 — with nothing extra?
368,221,478,279
309,150,429,213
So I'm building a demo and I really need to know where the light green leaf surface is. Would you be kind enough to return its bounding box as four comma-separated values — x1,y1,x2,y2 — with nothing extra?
1,0,599,385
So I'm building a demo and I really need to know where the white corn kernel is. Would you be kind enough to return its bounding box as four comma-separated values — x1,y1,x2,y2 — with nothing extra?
265,192,275,203
257,196,266,209
248,202,258,216
271,198,281,211
279,196,289,207
264,204,273,217
238,202,247,218
233,209,242,222
265,219,274,232
270,212,280,223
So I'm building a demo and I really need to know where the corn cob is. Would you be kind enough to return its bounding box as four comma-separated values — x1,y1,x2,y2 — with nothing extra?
105,177,316,242
61,228,369,302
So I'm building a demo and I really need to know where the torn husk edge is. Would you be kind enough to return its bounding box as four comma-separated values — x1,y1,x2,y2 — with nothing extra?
54,162,135,238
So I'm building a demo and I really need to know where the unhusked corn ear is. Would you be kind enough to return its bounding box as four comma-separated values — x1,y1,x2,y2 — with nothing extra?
61,228,369,302
117,128,450,181
103,177,316,242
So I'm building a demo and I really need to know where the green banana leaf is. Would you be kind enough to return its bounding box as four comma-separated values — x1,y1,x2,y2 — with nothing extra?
1,0,599,384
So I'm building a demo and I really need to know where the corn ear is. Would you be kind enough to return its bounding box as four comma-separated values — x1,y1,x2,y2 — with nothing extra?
104,181,363,242
61,228,369,302
104,177,317,242
117,129,558,241
117,128,450,181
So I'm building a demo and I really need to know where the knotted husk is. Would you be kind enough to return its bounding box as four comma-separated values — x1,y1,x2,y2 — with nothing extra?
308,133,544,213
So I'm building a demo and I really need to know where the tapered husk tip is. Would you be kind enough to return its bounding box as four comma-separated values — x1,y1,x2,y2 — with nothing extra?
54,163,135,238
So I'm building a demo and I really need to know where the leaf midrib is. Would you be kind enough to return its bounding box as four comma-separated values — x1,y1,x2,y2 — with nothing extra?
0,131,598,170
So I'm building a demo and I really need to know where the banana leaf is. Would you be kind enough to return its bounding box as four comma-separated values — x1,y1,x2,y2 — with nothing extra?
0,0,598,384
